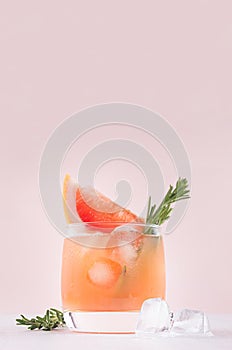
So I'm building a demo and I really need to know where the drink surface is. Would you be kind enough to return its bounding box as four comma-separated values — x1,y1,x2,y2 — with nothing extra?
62,234,165,312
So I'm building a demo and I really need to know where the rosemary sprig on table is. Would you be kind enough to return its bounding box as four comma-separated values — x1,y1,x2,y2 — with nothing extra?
16,308,65,331
145,178,190,233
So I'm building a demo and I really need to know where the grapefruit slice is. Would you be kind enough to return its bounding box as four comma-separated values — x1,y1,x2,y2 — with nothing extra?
63,174,81,223
76,186,141,228
87,257,122,288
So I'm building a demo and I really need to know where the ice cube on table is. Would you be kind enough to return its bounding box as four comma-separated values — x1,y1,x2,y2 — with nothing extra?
136,298,171,335
135,298,213,337
171,309,212,336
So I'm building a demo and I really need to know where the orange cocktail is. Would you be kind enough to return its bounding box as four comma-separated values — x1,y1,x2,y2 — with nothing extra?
60,174,189,333
61,223,165,332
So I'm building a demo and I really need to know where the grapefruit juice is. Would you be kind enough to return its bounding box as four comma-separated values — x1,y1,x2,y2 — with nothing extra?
62,227,165,322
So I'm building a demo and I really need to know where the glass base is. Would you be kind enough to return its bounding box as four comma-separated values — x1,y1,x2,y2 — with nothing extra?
64,311,140,333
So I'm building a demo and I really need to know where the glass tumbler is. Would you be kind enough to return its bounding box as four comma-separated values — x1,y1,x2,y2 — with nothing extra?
61,222,165,333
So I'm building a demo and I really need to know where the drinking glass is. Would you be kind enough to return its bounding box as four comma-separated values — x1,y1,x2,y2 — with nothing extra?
61,222,165,333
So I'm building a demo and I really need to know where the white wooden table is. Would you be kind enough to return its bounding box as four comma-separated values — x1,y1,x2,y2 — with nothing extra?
1,314,232,350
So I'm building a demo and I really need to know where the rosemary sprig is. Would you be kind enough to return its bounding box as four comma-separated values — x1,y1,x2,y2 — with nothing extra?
16,308,66,331
145,178,190,233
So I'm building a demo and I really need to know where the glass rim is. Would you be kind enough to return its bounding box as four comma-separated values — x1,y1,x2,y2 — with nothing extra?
65,222,161,248
65,222,162,242
67,222,160,229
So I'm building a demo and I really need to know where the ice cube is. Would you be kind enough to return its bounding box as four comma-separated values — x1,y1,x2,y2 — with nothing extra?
136,298,171,335
109,224,142,247
171,309,212,336
111,244,138,266
87,257,122,288
135,299,212,337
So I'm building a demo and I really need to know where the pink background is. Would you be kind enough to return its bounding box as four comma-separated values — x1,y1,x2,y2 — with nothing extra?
1,1,232,313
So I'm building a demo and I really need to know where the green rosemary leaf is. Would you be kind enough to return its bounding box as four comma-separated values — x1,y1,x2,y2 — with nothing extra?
16,308,66,331
145,178,190,233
